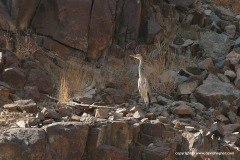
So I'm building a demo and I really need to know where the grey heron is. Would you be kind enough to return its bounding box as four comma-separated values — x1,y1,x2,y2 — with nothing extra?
130,54,151,109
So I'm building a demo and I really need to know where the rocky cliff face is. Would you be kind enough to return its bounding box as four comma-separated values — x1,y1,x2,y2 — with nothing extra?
0,0,176,60
1,0,240,160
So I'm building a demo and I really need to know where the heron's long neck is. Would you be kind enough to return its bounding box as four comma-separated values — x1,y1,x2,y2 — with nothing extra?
138,59,144,78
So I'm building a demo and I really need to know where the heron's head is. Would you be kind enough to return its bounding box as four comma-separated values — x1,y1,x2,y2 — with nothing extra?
129,54,143,60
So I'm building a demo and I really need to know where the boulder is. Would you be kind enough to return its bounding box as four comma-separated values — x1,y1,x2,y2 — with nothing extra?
27,69,53,94
177,80,198,95
226,50,240,65
0,128,46,159
195,74,240,107
32,0,92,52
199,31,231,59
95,108,109,119
41,107,60,119
2,67,26,89
24,86,40,102
168,0,194,10
5,0,41,30
172,104,194,115
87,0,118,59
43,122,89,160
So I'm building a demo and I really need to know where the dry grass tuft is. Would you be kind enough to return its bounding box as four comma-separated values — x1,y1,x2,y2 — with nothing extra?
15,31,39,59
57,58,94,102
146,42,195,95
58,71,70,102
231,0,240,13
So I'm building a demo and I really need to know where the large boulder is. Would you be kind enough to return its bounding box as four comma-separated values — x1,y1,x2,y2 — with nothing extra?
2,67,26,89
27,69,54,94
43,122,89,160
4,0,41,30
31,0,92,52
199,31,231,59
195,74,240,107
87,0,118,60
0,128,46,160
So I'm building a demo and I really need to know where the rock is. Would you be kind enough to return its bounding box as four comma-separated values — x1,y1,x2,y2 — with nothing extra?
2,67,26,89
43,122,89,160
36,112,45,121
16,120,27,128
3,103,18,111
87,0,118,59
185,126,196,132
192,11,206,27
104,88,127,104
199,31,231,59
156,95,173,105
226,51,240,65
177,80,198,95
210,122,224,137
73,96,94,105
217,73,230,83
32,0,91,52
27,69,53,94
58,106,72,117
69,114,82,121
146,19,161,43
0,49,20,69
191,102,206,111
88,144,128,160
41,107,60,119
42,119,54,125
24,86,40,102
224,70,236,81
172,104,194,115
168,0,194,10
216,114,230,123
116,108,128,116
110,113,123,120
130,106,142,113
227,111,239,124
225,25,236,38
15,99,37,113
198,57,217,74
234,68,240,89
133,111,145,119
95,108,109,119
195,74,240,107
0,128,46,159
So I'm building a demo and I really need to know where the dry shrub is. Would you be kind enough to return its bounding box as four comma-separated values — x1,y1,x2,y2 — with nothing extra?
231,0,240,13
146,42,194,95
57,58,94,101
15,31,38,59
58,71,70,102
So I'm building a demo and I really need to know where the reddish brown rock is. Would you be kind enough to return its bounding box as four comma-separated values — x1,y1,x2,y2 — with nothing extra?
0,49,20,69
87,0,117,59
41,107,60,119
0,128,46,159
43,122,89,160
227,111,239,124
195,74,240,107
216,114,230,123
24,86,40,102
198,57,217,74
173,104,194,115
168,0,194,10
27,69,53,94
6,0,41,30
32,0,92,52
210,122,224,137
2,67,26,89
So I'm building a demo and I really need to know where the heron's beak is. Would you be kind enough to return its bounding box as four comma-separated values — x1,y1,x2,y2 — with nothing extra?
129,54,137,59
